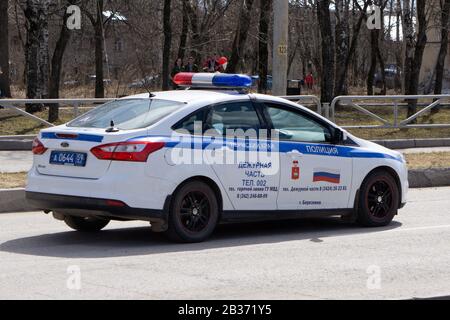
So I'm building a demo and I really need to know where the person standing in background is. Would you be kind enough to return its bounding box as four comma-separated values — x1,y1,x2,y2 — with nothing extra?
305,72,314,91
203,54,219,72
184,56,199,73
170,58,184,89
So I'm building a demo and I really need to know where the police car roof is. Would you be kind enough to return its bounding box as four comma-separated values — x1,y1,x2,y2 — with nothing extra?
123,89,247,104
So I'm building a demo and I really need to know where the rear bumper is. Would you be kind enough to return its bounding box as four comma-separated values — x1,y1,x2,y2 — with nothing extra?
26,191,168,223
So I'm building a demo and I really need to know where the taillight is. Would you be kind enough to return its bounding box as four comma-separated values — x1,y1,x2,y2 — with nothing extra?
32,137,48,155
90,141,165,162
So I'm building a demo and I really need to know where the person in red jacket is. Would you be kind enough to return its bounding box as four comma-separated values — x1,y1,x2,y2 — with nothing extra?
305,72,314,90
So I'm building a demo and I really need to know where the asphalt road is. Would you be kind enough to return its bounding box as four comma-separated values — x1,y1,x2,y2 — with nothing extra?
0,187,449,300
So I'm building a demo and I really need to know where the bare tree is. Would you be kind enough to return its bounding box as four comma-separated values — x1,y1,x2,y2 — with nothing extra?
317,0,335,103
258,0,271,93
23,0,50,113
185,0,234,65
177,0,189,60
83,0,106,98
0,0,12,98
162,0,172,90
403,0,427,118
227,0,255,73
334,0,350,95
366,0,388,95
335,0,370,96
434,0,450,96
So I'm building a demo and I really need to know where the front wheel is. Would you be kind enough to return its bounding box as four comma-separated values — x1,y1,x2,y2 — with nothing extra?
165,181,219,243
357,170,400,227
64,216,110,232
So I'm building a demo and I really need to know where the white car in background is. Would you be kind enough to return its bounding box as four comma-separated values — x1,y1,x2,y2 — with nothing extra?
26,73,408,242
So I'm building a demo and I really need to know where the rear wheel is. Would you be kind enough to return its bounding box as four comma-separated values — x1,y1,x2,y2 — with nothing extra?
64,216,110,232
165,181,219,243
357,170,399,227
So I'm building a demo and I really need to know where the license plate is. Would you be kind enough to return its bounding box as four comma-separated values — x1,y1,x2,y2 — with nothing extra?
50,151,87,167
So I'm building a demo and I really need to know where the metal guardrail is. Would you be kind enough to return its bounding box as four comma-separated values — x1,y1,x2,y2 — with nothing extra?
279,95,324,116
0,98,116,127
1,94,449,136
330,95,450,129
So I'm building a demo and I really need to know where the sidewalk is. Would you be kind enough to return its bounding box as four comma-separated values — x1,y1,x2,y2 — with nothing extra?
0,151,33,173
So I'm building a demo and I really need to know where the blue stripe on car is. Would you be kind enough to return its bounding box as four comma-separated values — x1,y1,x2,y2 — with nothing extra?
128,135,403,162
41,132,104,143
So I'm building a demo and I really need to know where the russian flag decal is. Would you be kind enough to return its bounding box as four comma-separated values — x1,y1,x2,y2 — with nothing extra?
313,168,341,184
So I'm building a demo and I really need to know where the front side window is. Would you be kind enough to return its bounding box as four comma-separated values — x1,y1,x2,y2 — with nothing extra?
68,99,183,130
205,101,261,136
265,104,332,143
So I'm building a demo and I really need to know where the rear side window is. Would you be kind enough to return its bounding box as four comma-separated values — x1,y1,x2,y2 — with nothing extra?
205,102,261,136
173,110,205,135
68,99,183,130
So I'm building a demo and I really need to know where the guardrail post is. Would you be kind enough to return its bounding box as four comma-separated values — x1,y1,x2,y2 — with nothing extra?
323,103,330,120
393,101,398,127
74,103,79,118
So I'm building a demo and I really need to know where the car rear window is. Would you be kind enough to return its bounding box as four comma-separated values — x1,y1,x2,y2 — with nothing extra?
67,99,183,130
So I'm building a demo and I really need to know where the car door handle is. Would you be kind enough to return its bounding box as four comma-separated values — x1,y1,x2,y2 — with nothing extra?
287,149,303,158
213,146,233,152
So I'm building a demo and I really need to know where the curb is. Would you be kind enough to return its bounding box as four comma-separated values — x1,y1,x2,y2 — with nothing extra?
1,168,449,214
372,138,450,149
408,168,450,188
0,139,32,151
0,188,35,213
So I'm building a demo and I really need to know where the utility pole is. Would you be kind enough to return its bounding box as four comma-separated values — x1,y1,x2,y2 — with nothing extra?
272,0,289,96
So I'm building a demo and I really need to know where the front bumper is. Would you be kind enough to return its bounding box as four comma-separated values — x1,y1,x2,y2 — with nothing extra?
26,191,168,223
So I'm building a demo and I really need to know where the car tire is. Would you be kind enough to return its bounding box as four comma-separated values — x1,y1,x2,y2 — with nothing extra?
64,216,110,232
357,170,400,227
165,181,219,243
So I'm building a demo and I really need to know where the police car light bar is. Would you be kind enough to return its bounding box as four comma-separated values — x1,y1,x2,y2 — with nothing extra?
173,72,252,89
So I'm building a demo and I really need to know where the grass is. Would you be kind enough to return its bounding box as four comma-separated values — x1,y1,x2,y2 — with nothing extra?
0,108,88,136
405,152,450,169
0,152,448,189
0,172,27,189
335,104,450,140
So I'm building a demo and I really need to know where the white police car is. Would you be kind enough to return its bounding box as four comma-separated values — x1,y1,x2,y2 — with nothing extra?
26,73,408,242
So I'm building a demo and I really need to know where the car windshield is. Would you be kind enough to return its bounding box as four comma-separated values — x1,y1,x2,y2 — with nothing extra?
67,98,183,130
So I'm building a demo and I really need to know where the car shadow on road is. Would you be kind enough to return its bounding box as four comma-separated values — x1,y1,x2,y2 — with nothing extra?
0,217,402,259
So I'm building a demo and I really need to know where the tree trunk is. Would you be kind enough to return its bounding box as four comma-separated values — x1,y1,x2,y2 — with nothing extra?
0,0,11,98
162,0,172,90
434,0,450,97
48,6,72,122
94,0,105,98
24,0,50,113
185,2,203,66
403,0,427,119
335,0,369,96
367,29,378,95
317,0,335,103
258,0,271,93
177,0,189,60
227,0,255,73
334,0,350,96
